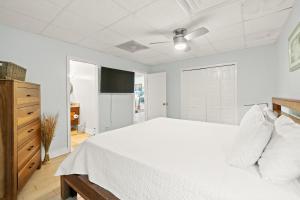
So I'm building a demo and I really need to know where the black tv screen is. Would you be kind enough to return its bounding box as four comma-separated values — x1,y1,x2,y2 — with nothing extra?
100,67,134,93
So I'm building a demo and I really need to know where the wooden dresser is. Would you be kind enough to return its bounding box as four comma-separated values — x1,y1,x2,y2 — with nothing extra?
0,80,41,200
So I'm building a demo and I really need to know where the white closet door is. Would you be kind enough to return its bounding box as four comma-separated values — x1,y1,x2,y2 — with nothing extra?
220,65,237,124
206,67,221,123
182,70,207,121
181,64,237,124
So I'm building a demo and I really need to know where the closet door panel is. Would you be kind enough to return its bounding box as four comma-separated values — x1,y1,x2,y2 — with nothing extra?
182,70,206,121
220,66,237,124
206,68,221,123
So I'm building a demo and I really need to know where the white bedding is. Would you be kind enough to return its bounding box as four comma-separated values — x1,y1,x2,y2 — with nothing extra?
56,118,300,200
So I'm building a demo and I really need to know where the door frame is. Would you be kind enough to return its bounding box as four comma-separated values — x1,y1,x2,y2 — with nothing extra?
180,62,238,124
66,56,100,153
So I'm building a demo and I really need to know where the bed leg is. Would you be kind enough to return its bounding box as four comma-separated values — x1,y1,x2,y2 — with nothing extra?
61,176,77,199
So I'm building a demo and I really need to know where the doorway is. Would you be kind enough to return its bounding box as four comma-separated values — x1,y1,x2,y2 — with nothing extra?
68,59,99,150
134,73,146,123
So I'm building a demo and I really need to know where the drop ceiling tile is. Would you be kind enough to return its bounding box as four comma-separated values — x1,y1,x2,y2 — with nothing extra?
245,9,292,35
191,40,216,57
0,8,48,33
135,0,189,30
67,0,129,26
78,38,111,51
47,0,73,7
109,15,154,39
242,0,295,20
113,0,155,12
206,23,244,42
246,38,276,48
103,46,135,58
176,0,231,14
51,11,104,36
211,36,245,52
90,28,129,46
131,48,163,58
0,0,62,22
43,25,85,43
132,54,175,66
167,50,197,61
193,47,216,57
190,1,243,32
246,29,281,48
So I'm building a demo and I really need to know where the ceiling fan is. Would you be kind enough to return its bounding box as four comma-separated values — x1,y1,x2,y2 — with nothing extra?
149,27,209,51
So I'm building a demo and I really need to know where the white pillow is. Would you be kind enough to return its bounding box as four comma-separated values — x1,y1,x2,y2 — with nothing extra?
258,115,300,183
228,105,274,168
263,107,278,123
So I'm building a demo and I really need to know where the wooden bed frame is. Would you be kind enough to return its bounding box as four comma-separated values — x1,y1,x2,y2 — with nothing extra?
60,97,300,200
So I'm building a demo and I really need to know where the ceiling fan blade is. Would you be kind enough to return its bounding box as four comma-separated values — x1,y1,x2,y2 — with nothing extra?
184,27,209,41
149,41,171,45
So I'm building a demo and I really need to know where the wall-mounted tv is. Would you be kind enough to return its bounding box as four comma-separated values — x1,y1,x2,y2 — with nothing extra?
100,67,134,93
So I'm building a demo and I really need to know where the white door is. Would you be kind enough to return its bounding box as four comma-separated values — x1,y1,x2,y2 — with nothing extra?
147,72,167,119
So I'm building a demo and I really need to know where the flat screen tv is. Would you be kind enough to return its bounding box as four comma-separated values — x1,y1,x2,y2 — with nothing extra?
100,67,134,93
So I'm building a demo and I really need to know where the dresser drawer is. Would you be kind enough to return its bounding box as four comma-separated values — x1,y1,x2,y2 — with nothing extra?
18,150,41,190
18,120,40,148
15,86,40,108
16,105,40,128
18,136,40,171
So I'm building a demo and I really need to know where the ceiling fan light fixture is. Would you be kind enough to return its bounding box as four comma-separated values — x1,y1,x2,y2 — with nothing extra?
174,36,188,50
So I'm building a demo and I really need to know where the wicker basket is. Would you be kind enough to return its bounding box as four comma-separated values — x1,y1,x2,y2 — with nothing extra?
0,61,26,81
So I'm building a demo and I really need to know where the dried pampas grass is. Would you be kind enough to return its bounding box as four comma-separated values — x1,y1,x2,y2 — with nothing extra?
41,113,58,164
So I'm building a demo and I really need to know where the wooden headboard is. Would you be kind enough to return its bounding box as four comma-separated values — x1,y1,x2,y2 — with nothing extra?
272,97,300,124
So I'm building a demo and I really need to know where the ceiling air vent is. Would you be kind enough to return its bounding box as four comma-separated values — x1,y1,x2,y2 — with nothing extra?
115,40,149,53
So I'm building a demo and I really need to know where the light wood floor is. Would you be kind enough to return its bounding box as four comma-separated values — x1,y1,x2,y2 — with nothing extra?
18,132,89,200
17,155,67,200
71,131,90,149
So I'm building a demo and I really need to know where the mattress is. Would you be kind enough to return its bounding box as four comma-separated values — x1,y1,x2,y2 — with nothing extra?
56,118,300,200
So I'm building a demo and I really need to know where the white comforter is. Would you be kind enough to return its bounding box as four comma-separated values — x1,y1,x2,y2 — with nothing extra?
56,118,300,200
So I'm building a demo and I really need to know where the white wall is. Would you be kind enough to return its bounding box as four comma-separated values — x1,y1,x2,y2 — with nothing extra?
0,24,149,157
150,45,278,120
276,0,300,99
70,60,98,135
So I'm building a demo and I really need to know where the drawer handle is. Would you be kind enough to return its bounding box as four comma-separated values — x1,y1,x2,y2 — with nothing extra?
27,128,34,133
28,162,35,169
26,94,31,97
27,112,34,115
27,145,34,151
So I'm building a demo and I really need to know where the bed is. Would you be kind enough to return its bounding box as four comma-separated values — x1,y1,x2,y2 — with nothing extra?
57,98,300,200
